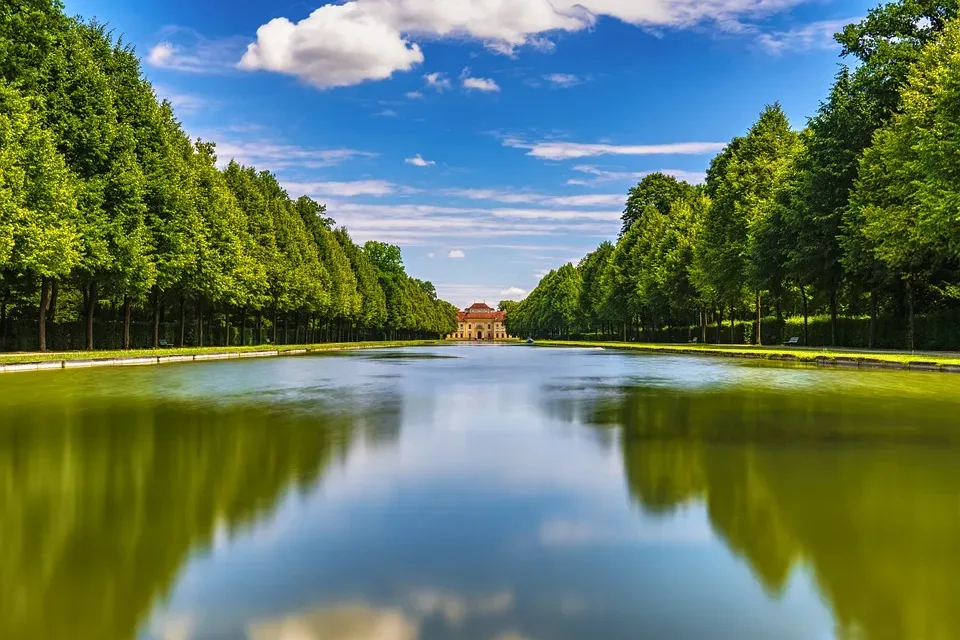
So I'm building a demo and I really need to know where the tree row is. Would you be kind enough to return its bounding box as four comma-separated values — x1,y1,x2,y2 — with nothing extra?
0,1,457,351
509,0,960,351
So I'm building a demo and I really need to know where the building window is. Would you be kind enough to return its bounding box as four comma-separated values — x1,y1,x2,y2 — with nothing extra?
468,324,472,329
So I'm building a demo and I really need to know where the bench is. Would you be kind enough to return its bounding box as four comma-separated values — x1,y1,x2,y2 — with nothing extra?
689,337,699,344
784,336,800,347
158,339,172,348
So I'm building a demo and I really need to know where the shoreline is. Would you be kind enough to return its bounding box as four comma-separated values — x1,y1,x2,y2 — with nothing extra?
0,341,442,374
534,340,960,373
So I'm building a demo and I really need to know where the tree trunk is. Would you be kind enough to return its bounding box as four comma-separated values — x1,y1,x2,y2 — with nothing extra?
1,297,6,351
240,308,247,347
86,281,97,351
197,297,204,347
755,291,762,346
256,311,263,345
49,280,59,324
700,308,707,343
178,295,186,348
225,310,231,347
272,307,279,344
729,306,735,344
869,290,877,350
716,307,723,344
38,277,52,352
152,285,161,349
906,278,915,352
830,286,839,346
800,285,809,347
122,295,132,350
775,298,784,346
283,314,289,345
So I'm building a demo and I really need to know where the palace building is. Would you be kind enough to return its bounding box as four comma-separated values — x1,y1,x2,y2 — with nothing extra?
447,302,510,341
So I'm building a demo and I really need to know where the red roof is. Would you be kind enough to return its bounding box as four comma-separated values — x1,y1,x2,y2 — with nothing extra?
467,302,494,311
458,312,504,321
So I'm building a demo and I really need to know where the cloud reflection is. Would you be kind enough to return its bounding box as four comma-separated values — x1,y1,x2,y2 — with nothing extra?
247,603,417,640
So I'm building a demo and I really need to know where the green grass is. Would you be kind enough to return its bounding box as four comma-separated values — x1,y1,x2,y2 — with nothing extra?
534,340,960,368
0,340,444,365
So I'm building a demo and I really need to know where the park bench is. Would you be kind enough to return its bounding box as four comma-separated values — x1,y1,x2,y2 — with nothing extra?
689,337,699,344
158,339,171,347
784,336,801,347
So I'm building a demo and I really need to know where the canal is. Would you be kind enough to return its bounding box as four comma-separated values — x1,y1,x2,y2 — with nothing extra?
1,344,958,640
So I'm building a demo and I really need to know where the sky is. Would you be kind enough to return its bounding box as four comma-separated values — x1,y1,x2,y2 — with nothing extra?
65,0,874,309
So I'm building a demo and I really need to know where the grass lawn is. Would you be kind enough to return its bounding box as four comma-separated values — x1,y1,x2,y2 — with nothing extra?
535,340,960,368
0,340,444,365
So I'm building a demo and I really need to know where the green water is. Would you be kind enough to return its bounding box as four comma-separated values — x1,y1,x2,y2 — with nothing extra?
2,345,959,640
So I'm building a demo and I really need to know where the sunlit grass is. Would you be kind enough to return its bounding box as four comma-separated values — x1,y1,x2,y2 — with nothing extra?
535,340,960,368
0,340,443,365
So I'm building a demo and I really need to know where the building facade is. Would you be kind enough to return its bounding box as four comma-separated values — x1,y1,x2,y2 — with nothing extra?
447,302,510,340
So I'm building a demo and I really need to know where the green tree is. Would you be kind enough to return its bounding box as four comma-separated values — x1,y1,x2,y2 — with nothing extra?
0,82,81,350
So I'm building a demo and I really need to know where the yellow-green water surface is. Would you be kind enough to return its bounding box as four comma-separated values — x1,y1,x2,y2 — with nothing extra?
2,344,959,640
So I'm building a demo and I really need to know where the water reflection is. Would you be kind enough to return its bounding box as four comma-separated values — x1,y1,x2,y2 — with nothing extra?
0,366,390,640
3,348,960,640
575,384,960,640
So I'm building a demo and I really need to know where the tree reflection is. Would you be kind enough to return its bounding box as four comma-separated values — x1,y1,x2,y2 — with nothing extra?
588,385,960,640
0,399,360,640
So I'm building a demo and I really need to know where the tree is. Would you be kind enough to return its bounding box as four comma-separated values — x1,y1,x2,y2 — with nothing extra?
0,82,81,350
701,105,800,344
621,172,695,235
848,17,960,350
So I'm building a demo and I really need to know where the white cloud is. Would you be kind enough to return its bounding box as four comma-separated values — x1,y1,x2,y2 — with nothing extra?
428,252,436,258
153,85,211,114
238,0,812,88
754,17,857,54
424,72,452,91
206,135,376,170
543,73,582,88
507,139,728,160
146,28,245,73
283,180,401,197
448,249,466,258
500,286,527,298
405,90,425,99
405,153,436,167
444,188,622,207
248,604,418,640
238,3,425,88
569,165,707,185
463,76,501,92
322,201,617,245
375,108,399,117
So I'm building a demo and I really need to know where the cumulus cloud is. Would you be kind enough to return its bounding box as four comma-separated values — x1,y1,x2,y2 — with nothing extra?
501,286,527,297
238,3,425,88
405,90,424,99
448,249,466,258
506,139,728,160
754,18,856,54
405,153,436,167
238,0,812,88
463,76,501,92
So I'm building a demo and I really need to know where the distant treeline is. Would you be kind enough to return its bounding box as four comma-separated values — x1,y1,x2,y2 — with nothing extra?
508,0,960,350
0,1,457,352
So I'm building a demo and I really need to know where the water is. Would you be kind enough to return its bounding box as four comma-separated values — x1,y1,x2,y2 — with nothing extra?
2,344,959,640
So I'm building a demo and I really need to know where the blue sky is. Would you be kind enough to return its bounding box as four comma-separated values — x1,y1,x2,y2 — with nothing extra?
67,0,872,308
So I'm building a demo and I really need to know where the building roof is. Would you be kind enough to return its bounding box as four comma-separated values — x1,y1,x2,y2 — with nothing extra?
458,312,504,321
467,302,494,311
